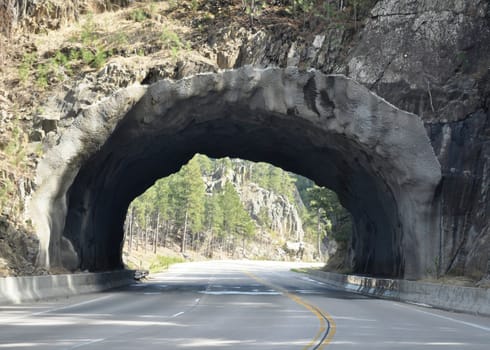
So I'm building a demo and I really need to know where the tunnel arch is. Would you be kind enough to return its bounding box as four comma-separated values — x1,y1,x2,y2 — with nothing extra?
30,67,441,279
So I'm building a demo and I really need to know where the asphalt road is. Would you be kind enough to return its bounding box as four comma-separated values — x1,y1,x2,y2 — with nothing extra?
1,260,489,349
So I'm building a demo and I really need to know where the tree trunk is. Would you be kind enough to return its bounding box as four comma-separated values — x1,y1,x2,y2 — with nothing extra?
128,207,134,253
154,212,160,254
144,214,149,254
207,229,213,258
181,209,188,253
163,221,168,248
317,208,323,260
135,222,139,252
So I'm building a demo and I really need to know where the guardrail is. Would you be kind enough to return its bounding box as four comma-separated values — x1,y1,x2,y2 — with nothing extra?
307,270,490,317
0,270,135,304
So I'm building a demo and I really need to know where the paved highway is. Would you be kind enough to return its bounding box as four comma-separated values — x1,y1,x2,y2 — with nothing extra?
1,260,489,349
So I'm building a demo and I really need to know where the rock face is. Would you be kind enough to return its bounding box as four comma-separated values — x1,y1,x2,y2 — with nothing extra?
233,0,489,280
0,217,40,276
30,67,441,279
345,0,490,279
240,183,304,242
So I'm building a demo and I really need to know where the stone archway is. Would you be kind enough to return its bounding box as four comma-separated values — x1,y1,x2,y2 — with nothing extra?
30,67,441,279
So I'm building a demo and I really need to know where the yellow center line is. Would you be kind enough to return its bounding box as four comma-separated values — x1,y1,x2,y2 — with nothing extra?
243,271,336,349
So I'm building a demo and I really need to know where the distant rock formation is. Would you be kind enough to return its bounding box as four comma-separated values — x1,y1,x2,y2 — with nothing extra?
204,159,305,243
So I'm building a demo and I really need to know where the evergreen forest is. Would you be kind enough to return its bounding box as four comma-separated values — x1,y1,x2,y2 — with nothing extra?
124,154,352,267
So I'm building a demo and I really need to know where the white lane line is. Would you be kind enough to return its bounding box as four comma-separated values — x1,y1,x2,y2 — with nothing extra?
69,338,105,349
33,295,113,316
199,290,282,295
300,276,326,286
171,311,184,318
394,303,490,332
295,289,322,294
405,301,433,308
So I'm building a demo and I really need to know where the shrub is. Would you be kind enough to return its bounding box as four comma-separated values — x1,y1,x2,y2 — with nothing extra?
92,49,107,69
130,8,148,22
80,14,98,45
36,63,50,89
18,53,37,82
160,27,185,59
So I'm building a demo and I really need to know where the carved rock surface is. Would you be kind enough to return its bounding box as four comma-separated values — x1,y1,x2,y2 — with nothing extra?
31,67,441,279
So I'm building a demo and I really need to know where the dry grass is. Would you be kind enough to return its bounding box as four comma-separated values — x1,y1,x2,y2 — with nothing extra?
0,0,215,232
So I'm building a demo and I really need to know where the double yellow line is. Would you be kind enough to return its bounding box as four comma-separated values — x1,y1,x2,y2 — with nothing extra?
244,271,336,349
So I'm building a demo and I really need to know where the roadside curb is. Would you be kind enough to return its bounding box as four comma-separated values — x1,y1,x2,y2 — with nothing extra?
306,269,490,317
0,270,134,304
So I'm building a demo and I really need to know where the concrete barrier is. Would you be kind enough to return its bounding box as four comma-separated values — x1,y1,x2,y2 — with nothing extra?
0,270,134,304
307,270,490,317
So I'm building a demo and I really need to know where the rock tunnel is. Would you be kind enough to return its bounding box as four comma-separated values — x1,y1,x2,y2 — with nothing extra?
30,67,441,280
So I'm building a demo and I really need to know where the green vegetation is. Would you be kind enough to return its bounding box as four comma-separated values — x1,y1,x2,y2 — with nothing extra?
160,27,183,54
18,53,37,82
190,0,200,13
130,8,148,22
109,32,129,47
290,267,310,273
127,155,258,257
149,255,185,273
35,63,50,89
17,44,110,88
78,47,108,69
80,14,98,45
305,185,351,258
0,123,29,219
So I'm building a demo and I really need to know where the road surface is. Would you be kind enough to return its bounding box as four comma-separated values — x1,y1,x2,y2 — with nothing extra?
1,260,489,349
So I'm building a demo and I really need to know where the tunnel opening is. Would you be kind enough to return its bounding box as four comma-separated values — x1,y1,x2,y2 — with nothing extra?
33,67,440,280
120,154,355,273
62,100,405,278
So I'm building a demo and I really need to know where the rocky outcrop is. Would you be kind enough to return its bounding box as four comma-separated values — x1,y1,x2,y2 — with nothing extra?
0,216,40,276
345,0,490,279
205,160,305,242
240,183,305,242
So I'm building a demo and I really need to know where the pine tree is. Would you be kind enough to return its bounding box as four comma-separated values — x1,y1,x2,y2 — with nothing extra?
204,193,224,255
175,157,206,252
307,185,352,255
220,181,255,254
